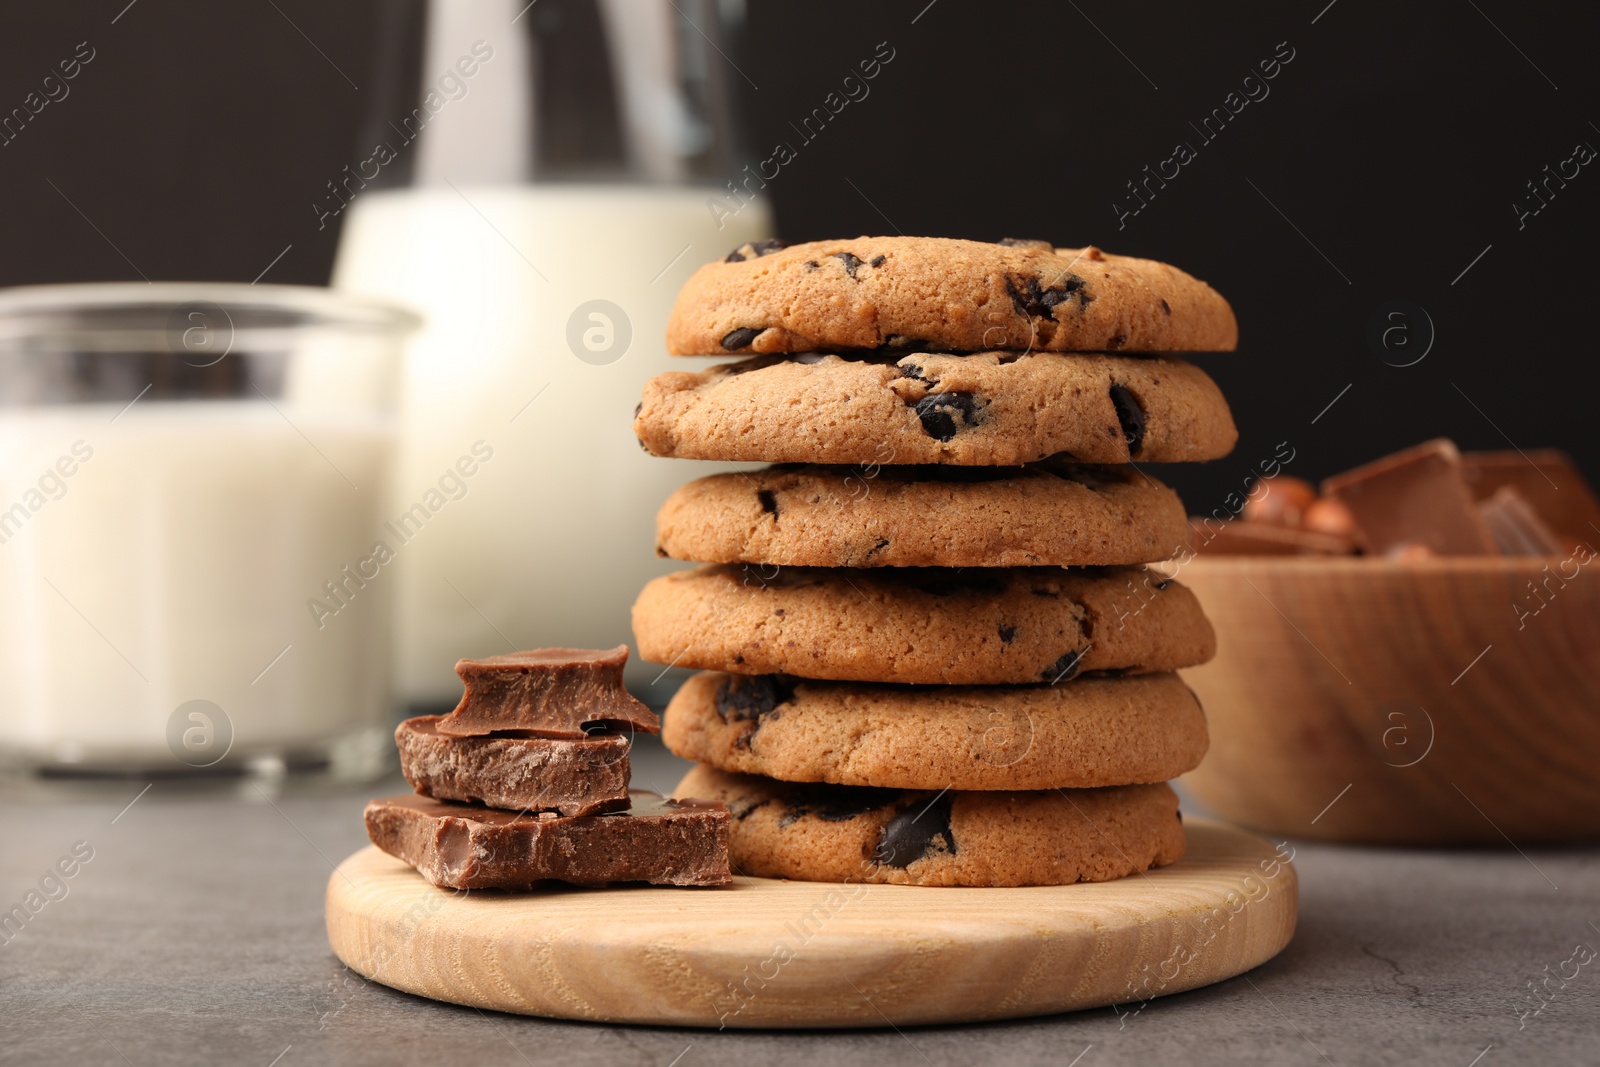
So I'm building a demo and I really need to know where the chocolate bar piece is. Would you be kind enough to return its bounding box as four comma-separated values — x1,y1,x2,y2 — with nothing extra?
1477,486,1566,556
1190,517,1354,556
1462,449,1600,554
1322,438,1497,556
396,716,630,817
434,646,660,739
364,792,731,889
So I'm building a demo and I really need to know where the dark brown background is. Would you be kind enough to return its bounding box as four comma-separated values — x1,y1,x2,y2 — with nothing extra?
3,0,1596,509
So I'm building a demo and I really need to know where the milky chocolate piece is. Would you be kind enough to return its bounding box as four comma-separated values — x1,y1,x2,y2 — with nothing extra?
396,716,630,817
1477,486,1566,557
364,792,731,889
1322,439,1497,556
1461,449,1600,554
434,646,660,739
1190,517,1354,556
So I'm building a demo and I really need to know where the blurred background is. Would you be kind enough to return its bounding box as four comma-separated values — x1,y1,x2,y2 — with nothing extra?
2,0,1596,777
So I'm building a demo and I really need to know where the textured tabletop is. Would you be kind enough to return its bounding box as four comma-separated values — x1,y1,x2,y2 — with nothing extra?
4,737,1596,1067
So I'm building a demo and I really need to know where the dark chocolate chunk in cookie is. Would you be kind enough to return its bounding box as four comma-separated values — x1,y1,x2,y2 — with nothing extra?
724,239,787,263
1005,273,1087,319
721,327,762,351
1109,383,1145,455
714,674,797,722
913,392,982,441
1046,649,1084,683
834,251,863,278
874,793,956,868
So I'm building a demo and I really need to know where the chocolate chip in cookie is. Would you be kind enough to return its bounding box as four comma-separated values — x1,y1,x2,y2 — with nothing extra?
1109,383,1146,455
874,793,956,868
721,327,762,351
714,674,797,722
1006,273,1088,319
913,392,983,441
724,239,787,263
1046,649,1085,683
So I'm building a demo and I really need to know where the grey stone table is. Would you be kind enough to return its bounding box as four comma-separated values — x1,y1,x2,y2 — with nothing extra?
4,737,1596,1067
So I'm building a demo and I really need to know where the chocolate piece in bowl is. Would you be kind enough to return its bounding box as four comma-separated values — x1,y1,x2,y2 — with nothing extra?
1461,448,1600,554
364,793,732,889
433,645,660,739
1476,486,1566,557
395,716,630,817
1321,438,1497,556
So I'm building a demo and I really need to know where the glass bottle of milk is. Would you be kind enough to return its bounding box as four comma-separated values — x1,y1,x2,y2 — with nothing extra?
332,0,773,707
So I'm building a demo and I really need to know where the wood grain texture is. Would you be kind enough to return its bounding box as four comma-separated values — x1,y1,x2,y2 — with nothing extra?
1177,555,1600,844
325,820,1296,1029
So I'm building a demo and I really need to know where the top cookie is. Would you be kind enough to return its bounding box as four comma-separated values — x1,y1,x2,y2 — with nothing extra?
666,237,1237,355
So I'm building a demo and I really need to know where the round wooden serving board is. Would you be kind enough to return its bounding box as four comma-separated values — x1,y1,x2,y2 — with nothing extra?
325,819,1297,1029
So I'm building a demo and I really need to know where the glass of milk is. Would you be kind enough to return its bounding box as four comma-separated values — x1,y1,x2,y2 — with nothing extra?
333,0,774,708
0,284,419,781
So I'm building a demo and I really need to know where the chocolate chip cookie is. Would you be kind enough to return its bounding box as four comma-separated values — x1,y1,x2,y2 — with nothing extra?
667,237,1237,355
632,564,1214,685
633,352,1236,466
674,764,1186,886
655,462,1189,568
663,671,1208,791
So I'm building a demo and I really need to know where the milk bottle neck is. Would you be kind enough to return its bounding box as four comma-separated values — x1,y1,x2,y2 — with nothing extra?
358,0,745,191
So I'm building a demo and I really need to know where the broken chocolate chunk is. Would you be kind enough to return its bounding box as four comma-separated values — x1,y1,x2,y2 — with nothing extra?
914,392,982,441
869,254,886,267
833,251,864,278
873,793,956,868
365,792,731,888
721,327,762,351
724,238,787,262
395,716,629,817
998,624,1017,643
714,674,797,723
435,646,660,739
757,488,780,518
1108,383,1145,456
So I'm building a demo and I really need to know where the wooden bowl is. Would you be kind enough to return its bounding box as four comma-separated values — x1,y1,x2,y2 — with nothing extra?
1175,554,1600,845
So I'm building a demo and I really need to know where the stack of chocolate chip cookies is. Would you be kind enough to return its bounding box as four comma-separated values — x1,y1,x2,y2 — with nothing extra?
632,236,1237,888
